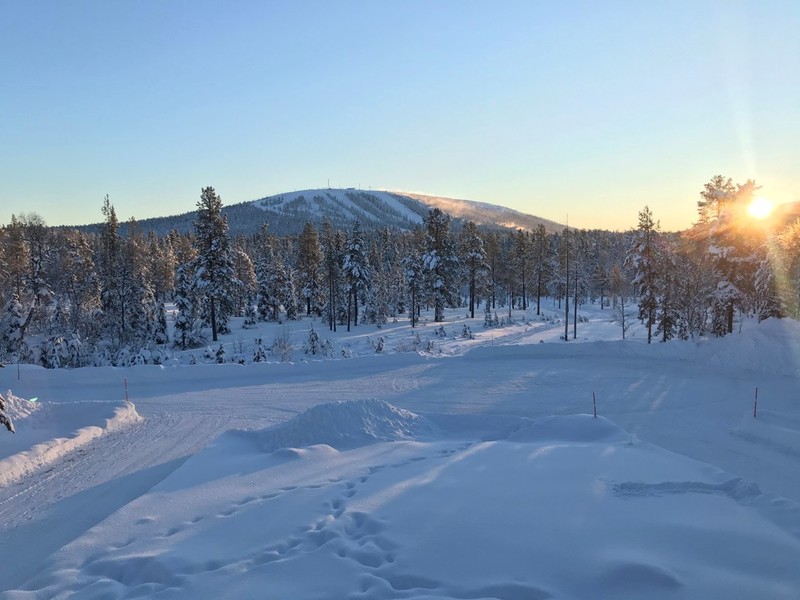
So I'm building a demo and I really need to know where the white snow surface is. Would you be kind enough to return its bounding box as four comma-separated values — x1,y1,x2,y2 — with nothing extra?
2,306,800,599
253,188,425,225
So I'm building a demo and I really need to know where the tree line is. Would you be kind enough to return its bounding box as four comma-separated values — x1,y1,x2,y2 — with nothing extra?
0,177,797,367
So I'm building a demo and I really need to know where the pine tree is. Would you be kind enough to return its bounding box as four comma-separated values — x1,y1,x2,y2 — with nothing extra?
321,219,343,331
154,302,169,345
2,216,28,301
98,196,122,342
422,209,459,322
626,206,660,344
460,221,488,319
402,246,424,327
173,261,205,349
511,229,530,310
342,222,370,331
297,222,323,316
1,293,25,357
693,177,762,335
193,187,238,342
303,325,321,355
232,242,257,317
531,224,552,315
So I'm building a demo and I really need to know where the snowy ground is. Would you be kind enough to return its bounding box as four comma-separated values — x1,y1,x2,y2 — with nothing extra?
1,305,800,599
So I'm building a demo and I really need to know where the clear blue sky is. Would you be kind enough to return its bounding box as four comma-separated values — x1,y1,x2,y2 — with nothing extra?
2,0,798,231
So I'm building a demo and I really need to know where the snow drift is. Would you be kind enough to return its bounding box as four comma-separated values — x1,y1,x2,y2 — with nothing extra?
251,399,434,452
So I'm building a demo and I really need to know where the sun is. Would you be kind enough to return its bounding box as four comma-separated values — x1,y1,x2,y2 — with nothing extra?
747,197,774,220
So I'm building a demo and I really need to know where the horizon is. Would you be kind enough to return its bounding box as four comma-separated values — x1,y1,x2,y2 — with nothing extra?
2,1,798,231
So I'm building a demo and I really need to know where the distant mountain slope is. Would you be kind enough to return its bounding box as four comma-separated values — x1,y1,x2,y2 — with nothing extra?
394,191,563,233
251,189,426,233
251,188,563,235
74,188,563,237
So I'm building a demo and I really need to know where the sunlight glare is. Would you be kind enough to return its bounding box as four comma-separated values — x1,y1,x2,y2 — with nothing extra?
747,197,774,220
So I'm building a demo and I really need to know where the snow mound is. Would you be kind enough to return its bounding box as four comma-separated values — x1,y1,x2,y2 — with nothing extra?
255,400,433,452
698,318,800,377
507,414,631,444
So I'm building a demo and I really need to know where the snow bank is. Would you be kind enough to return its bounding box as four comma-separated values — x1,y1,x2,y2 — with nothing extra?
697,317,800,377
0,401,141,486
252,399,434,452
507,414,632,444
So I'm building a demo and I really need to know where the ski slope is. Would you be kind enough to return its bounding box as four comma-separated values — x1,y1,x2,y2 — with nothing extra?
1,306,800,598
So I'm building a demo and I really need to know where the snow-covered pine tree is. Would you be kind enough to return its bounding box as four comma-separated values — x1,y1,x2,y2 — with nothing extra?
654,238,679,342
255,244,284,322
511,229,530,310
342,222,370,331
242,296,258,328
402,246,424,327
776,218,800,318
0,293,25,357
626,206,660,344
297,222,323,316
460,221,488,319
303,325,321,355
232,242,257,318
193,187,238,342
2,215,28,302
321,219,343,332
153,301,169,345
753,252,782,321
530,224,553,315
422,209,459,322
253,337,268,362
282,262,299,321
694,176,762,335
52,229,99,341
173,261,206,349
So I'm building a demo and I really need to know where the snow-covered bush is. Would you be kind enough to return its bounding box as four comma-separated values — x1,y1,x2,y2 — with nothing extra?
271,329,293,362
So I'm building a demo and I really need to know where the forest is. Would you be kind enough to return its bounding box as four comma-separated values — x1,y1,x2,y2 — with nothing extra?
1,176,798,368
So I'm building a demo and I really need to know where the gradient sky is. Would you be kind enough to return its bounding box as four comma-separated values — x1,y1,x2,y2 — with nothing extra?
2,0,798,231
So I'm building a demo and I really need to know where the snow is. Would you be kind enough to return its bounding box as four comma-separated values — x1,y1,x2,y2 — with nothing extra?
2,306,800,598
253,189,425,225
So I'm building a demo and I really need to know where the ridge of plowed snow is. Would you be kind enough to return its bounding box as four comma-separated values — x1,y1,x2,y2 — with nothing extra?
0,401,141,486
253,399,432,452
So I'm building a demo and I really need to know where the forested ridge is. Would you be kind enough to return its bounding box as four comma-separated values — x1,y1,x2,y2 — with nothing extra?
1,177,797,368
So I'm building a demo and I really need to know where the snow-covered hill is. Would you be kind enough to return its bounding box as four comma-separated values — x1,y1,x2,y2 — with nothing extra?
251,189,426,232
250,188,563,235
